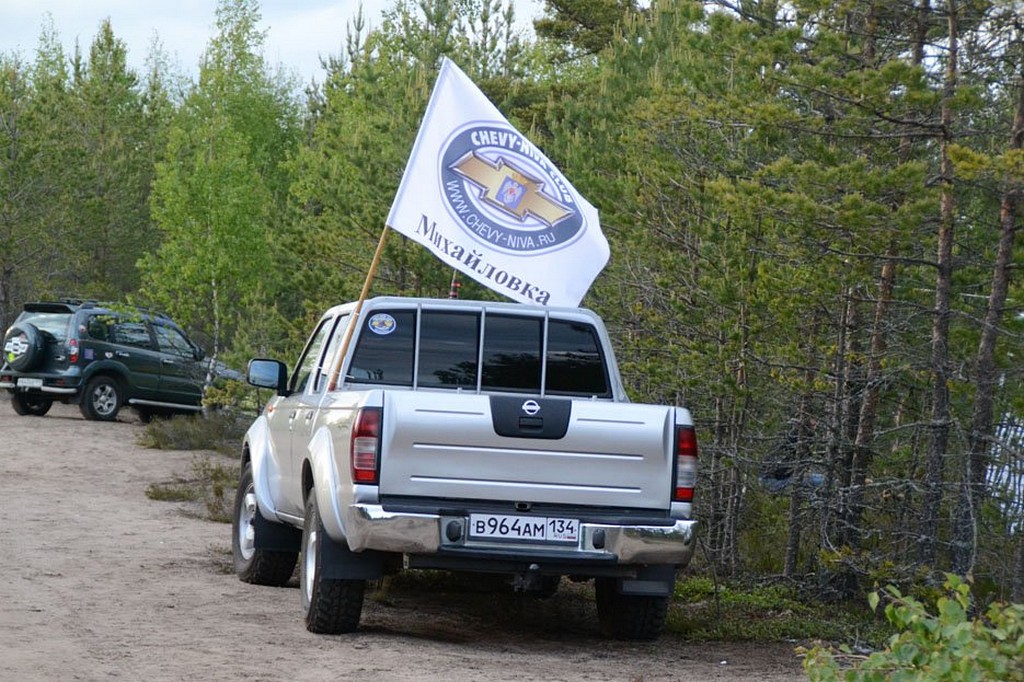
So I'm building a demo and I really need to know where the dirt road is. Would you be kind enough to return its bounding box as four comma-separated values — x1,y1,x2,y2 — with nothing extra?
0,402,805,681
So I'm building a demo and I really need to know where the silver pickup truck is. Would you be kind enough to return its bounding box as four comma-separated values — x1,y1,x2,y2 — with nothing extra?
232,296,698,640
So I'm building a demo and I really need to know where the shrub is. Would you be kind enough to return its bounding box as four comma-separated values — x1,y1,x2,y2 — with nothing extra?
803,575,1024,681
137,411,248,455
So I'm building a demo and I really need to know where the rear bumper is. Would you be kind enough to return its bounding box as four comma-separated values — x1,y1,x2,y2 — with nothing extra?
1,381,78,395
1,370,81,395
342,503,697,567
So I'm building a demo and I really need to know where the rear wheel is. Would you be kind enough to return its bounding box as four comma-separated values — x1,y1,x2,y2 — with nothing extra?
595,577,670,641
79,376,122,421
11,393,53,416
301,487,366,634
232,462,297,586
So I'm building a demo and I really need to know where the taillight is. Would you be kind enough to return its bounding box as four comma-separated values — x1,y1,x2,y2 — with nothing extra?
673,426,698,502
68,338,79,364
351,407,381,484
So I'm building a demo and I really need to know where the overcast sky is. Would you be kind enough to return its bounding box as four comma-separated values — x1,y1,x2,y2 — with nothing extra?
0,0,541,86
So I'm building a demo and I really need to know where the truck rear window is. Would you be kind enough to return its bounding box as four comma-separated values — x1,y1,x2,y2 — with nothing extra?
418,312,479,388
346,308,610,397
481,315,542,392
545,320,609,396
349,311,415,384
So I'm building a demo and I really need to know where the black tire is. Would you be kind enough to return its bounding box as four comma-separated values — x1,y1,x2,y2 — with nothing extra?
11,393,53,416
79,375,122,421
300,488,366,634
594,577,670,641
530,575,561,599
3,323,44,372
232,462,298,586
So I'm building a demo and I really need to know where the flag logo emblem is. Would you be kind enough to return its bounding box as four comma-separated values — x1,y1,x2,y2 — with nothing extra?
440,125,584,255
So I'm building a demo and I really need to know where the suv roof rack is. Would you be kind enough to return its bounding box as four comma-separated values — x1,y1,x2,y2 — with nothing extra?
49,298,174,321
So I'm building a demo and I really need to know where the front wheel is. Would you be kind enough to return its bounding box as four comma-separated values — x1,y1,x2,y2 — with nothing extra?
595,577,670,641
11,393,53,416
79,376,122,421
301,487,366,634
232,462,297,586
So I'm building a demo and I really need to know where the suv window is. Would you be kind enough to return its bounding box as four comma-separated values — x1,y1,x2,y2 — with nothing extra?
109,320,153,349
154,325,195,359
18,312,71,341
85,315,114,341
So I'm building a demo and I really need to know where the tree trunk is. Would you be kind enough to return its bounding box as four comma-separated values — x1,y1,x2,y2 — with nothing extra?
951,60,1024,576
921,0,958,568
848,249,896,545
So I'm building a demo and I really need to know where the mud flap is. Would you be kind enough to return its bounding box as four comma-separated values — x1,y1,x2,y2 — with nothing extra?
617,564,677,597
318,531,387,580
253,511,302,552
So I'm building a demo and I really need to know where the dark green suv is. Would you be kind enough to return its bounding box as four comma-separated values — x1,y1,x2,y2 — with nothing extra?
1,300,207,421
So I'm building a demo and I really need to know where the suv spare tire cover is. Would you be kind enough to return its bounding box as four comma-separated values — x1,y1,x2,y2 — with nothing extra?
3,323,44,372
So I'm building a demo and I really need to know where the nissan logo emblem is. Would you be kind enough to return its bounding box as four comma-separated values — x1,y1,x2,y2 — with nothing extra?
521,400,540,416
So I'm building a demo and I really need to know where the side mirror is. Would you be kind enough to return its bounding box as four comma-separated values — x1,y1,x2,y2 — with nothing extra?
247,358,288,396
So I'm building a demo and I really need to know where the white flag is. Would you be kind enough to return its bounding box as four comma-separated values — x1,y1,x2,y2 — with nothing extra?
386,58,609,307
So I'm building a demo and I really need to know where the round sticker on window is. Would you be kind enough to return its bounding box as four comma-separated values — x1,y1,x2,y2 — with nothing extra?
368,313,397,335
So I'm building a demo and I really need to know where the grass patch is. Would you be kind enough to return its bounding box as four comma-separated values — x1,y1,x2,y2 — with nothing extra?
146,454,237,523
667,575,891,646
137,410,248,456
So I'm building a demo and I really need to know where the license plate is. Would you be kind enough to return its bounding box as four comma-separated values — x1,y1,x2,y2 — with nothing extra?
468,514,580,544
17,378,43,388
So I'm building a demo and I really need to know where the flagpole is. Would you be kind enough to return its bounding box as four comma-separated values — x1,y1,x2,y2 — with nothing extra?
327,225,390,391
448,270,461,299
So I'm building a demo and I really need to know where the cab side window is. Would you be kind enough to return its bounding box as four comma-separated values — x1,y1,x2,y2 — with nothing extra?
291,318,332,394
313,315,350,393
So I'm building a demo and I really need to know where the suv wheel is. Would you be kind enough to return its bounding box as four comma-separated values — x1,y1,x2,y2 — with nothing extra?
3,323,45,372
11,394,53,417
80,376,122,421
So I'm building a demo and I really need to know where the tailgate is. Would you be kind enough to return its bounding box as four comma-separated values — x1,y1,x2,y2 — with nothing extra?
378,391,675,510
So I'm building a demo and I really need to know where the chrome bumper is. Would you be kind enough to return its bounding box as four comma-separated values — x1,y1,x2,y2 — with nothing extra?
342,504,697,566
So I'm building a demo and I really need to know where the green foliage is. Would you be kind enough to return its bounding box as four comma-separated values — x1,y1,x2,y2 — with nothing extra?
669,576,888,644
804,576,1024,681
138,0,301,359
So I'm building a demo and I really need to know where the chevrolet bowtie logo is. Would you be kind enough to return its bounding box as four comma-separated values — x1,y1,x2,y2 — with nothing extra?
452,153,574,227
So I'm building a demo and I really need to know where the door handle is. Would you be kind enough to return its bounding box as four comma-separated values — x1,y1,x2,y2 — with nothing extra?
304,411,315,422
161,358,176,365
115,351,130,358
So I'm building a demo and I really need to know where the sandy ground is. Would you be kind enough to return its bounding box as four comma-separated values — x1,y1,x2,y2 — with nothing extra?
0,401,807,681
